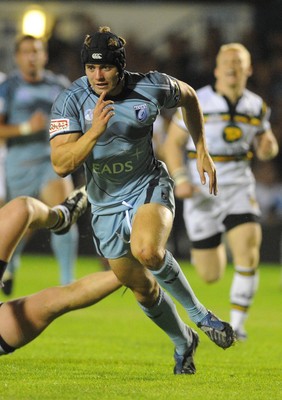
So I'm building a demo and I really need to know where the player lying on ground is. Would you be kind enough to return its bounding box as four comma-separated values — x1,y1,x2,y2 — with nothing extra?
0,189,122,356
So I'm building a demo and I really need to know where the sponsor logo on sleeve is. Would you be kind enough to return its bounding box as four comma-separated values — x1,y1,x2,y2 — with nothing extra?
49,119,70,136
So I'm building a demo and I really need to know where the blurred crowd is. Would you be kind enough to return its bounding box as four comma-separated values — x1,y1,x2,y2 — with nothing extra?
45,11,282,226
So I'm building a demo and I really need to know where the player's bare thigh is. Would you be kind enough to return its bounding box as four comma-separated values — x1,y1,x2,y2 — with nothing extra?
130,203,173,269
191,244,227,283
227,222,262,268
39,177,74,206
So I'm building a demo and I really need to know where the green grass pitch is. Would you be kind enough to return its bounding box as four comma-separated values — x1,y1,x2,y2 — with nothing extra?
0,255,281,400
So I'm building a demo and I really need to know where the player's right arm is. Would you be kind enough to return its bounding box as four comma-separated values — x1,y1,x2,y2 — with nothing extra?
163,115,197,199
50,91,114,177
253,129,279,161
176,80,217,195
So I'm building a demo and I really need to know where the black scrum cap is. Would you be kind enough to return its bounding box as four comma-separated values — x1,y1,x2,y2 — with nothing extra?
81,29,126,77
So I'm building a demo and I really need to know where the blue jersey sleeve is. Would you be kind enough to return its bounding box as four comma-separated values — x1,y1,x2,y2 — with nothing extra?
142,71,181,110
50,89,82,139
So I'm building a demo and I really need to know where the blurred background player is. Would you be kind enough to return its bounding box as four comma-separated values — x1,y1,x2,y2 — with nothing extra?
0,35,80,295
0,187,122,356
164,43,279,340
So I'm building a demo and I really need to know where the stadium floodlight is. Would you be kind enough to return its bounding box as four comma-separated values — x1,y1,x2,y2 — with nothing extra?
22,9,46,38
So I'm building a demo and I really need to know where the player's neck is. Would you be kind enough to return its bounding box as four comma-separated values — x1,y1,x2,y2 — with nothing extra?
21,70,44,83
215,82,244,104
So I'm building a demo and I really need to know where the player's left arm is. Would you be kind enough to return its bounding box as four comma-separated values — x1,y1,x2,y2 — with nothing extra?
253,129,279,161
176,79,217,195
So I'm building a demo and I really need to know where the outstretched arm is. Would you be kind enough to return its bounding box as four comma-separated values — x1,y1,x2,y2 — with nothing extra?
163,117,198,199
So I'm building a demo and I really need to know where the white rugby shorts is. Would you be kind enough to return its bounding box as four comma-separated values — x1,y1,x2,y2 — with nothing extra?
183,181,261,242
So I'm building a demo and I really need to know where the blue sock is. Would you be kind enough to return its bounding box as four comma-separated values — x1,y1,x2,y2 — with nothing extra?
152,251,207,324
51,225,78,284
139,288,192,355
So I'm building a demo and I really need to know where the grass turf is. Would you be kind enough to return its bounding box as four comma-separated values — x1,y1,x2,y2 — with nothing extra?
0,255,281,400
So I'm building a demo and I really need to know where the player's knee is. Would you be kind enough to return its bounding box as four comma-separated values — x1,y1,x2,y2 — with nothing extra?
204,274,221,284
131,244,164,268
196,268,222,284
16,196,35,220
234,251,260,269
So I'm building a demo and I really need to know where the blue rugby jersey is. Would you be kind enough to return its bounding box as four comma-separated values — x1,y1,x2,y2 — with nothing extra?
50,71,180,214
0,69,70,198
0,70,69,148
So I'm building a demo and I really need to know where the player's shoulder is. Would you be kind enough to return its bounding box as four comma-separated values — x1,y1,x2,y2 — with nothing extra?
66,76,88,90
196,85,214,98
44,70,71,88
0,70,18,94
54,76,89,104
241,88,268,117
125,70,179,107
0,76,8,91
64,76,89,97
194,85,218,110
125,70,172,87
242,88,264,103
0,71,6,85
